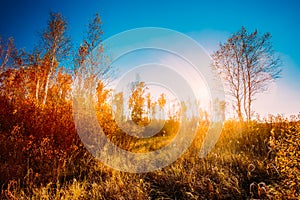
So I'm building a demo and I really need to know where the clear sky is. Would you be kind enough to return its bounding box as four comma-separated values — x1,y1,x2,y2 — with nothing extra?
1,0,299,117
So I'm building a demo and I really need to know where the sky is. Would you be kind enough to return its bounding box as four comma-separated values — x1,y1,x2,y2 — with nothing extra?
0,0,300,118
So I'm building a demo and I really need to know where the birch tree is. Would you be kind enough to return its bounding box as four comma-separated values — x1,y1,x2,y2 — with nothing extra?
40,12,71,105
212,27,281,121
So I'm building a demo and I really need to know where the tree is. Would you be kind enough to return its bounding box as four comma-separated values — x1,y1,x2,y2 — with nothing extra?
74,13,110,96
0,37,16,97
128,81,148,125
211,27,281,121
0,37,27,101
27,51,43,101
0,37,18,71
48,68,73,102
113,92,124,122
39,12,71,105
96,80,111,121
157,93,166,119
151,100,157,120
146,93,151,120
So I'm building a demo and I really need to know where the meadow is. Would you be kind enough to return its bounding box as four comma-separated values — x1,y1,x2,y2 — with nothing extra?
0,96,299,199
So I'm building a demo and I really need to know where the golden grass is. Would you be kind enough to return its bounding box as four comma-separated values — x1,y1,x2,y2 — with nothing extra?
0,98,299,199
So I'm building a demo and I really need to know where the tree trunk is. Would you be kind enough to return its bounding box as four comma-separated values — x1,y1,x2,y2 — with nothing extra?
247,90,252,122
35,78,40,101
42,71,51,106
247,65,252,122
237,99,243,122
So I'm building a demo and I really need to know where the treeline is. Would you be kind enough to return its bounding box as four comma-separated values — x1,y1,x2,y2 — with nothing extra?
0,12,187,188
0,12,100,106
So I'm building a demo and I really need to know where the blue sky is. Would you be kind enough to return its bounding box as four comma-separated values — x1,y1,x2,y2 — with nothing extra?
1,0,299,117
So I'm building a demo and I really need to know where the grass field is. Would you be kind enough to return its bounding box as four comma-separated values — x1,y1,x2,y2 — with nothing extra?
0,98,299,199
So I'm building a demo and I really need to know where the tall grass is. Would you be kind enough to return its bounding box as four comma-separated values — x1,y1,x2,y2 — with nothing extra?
0,97,299,199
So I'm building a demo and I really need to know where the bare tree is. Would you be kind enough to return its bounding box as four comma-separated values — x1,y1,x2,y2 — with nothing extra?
212,27,281,121
0,37,17,71
74,13,110,94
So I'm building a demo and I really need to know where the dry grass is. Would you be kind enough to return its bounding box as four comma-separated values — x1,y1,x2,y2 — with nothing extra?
0,97,299,199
